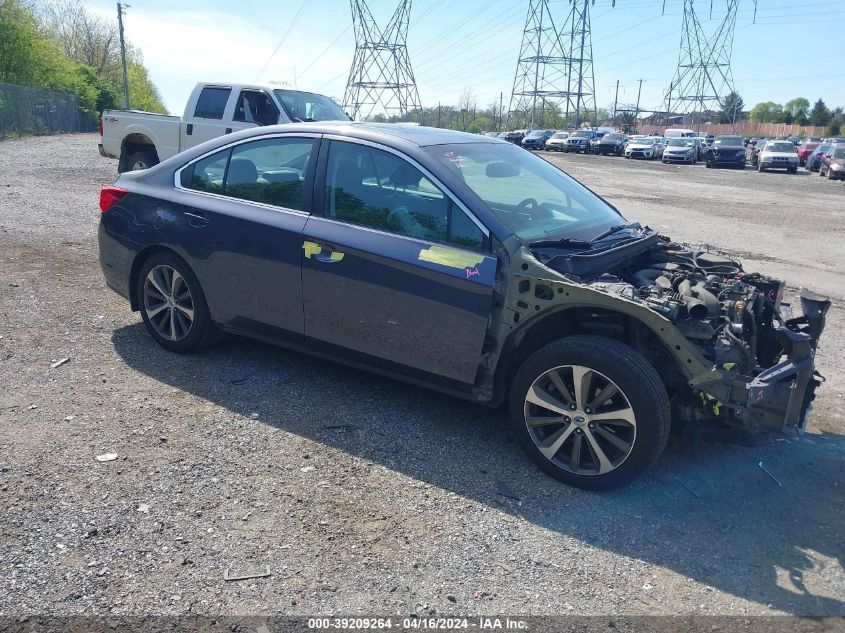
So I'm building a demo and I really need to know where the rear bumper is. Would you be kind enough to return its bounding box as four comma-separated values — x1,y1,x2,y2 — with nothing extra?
98,221,134,305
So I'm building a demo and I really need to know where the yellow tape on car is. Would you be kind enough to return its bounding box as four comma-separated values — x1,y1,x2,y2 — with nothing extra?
418,245,483,270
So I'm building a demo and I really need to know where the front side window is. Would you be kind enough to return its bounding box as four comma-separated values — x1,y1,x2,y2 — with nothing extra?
193,87,231,119
423,142,623,243
324,141,485,249
225,138,314,210
233,90,280,126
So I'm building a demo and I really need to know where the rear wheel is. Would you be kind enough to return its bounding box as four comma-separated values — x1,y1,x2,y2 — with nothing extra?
509,335,670,491
136,252,214,353
706,159,712,168
125,149,158,172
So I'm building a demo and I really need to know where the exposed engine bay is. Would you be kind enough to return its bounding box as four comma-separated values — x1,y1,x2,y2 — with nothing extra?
530,234,831,433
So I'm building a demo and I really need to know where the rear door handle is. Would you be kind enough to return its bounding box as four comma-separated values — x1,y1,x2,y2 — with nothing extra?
184,211,209,227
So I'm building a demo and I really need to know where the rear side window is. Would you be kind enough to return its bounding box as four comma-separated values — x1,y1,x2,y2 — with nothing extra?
224,137,315,210
193,87,231,119
182,149,229,193
324,141,487,250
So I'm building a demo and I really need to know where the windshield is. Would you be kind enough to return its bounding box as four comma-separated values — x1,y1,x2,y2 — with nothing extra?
767,142,795,153
526,131,544,138
603,134,623,142
815,145,830,155
423,143,623,242
274,90,348,122
714,136,742,146
551,133,567,139
573,131,592,138
668,139,693,147
631,138,653,145
835,147,845,159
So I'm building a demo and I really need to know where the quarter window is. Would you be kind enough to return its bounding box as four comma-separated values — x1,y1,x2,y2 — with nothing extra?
193,87,231,119
324,141,486,249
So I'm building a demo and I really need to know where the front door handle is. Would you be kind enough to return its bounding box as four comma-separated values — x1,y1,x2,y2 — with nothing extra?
304,240,344,263
184,211,209,227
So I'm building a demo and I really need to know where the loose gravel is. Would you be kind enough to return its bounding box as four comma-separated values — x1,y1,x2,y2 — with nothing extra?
0,134,843,618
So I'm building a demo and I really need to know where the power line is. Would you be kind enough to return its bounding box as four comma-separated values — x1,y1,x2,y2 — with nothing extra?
254,0,314,82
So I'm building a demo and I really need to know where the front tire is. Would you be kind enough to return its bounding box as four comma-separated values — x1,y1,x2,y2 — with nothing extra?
136,252,214,353
508,335,670,491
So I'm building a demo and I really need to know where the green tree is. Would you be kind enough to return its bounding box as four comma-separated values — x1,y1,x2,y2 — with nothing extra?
749,101,784,123
810,99,831,127
720,91,744,124
784,98,809,125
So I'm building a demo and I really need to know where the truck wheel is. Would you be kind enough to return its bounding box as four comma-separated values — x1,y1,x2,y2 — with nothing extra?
125,149,158,172
136,252,214,353
508,335,670,491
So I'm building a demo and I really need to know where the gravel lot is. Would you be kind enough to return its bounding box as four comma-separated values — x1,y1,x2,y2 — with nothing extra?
1,134,843,619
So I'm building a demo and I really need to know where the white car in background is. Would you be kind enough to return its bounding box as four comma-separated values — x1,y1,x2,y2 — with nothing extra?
625,137,663,159
545,131,569,151
758,140,799,174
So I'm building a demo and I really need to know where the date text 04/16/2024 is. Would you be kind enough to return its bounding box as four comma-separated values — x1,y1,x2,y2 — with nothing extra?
306,617,529,630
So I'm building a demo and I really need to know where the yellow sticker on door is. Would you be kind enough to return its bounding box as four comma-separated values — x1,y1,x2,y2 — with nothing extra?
418,245,483,270
303,241,321,258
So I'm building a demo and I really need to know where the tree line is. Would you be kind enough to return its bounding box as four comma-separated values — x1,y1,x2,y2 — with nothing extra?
748,97,842,134
0,0,165,118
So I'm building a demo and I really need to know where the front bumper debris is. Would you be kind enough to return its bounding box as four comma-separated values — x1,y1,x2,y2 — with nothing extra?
746,289,831,432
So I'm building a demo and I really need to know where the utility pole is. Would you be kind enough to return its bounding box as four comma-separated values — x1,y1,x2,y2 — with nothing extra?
117,2,130,109
634,78,643,130
437,102,441,128
499,92,503,131
612,79,619,123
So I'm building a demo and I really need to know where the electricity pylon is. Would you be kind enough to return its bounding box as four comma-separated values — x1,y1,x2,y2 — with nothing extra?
659,0,756,131
509,0,610,130
343,0,422,121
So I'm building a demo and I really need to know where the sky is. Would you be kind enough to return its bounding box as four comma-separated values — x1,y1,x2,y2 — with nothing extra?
87,0,845,117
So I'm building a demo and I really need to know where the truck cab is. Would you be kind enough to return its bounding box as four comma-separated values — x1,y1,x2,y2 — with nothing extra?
99,82,349,172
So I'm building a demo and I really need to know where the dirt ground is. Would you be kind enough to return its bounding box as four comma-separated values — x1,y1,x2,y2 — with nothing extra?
0,134,843,619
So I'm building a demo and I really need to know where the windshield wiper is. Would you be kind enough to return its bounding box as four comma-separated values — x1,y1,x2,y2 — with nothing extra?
528,237,592,249
589,222,643,243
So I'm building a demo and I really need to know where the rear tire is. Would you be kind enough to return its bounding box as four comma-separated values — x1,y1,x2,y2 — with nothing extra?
136,252,214,353
508,335,670,491
124,149,158,172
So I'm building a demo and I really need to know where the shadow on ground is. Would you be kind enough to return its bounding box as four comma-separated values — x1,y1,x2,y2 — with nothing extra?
113,323,845,616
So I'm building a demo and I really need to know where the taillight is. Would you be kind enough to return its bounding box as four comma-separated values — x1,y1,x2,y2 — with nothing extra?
99,186,128,212
98,117,103,136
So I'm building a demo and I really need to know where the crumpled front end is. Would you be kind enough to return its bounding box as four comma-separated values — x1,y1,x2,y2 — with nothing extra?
515,237,831,435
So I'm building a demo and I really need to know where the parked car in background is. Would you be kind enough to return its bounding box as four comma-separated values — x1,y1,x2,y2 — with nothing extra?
662,138,698,164
705,135,746,169
804,137,822,143
797,142,820,167
625,137,662,160
819,144,845,180
522,129,555,150
563,129,598,153
747,138,767,166
757,140,799,173
593,133,627,156
97,122,829,490
806,143,830,172
99,82,349,173
505,129,530,145
545,132,569,151
664,128,696,139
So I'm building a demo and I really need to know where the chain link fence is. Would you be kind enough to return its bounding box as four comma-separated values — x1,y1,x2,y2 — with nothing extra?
0,82,99,139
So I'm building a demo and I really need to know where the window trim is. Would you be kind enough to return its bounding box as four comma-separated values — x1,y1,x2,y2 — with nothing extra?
317,135,490,247
174,133,322,216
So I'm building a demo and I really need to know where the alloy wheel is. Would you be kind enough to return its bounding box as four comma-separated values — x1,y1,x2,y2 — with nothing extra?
142,265,195,341
523,365,637,476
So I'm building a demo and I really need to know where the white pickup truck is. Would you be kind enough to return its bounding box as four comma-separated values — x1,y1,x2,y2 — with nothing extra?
98,82,349,172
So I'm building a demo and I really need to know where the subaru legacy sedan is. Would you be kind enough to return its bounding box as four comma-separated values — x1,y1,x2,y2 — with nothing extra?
99,123,828,490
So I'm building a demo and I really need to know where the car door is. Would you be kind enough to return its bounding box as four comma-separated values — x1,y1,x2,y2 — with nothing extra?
181,86,232,150
301,138,497,390
172,134,320,341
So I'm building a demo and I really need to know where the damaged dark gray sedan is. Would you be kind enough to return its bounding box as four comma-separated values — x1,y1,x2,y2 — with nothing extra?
98,123,830,490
